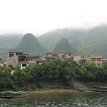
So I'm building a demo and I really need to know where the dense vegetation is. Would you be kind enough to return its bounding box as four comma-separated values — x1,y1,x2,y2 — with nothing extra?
14,33,46,55
54,38,75,54
39,25,107,56
0,34,22,59
0,59,107,90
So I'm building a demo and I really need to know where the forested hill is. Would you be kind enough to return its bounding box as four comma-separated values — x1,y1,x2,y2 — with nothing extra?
14,33,46,55
39,25,107,56
0,34,22,59
0,24,107,59
54,38,78,54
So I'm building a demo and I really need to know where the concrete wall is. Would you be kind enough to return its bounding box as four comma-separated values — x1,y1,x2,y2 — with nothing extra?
6,56,18,66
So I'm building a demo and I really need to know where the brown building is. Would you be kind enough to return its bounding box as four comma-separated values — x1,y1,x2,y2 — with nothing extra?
73,55,88,65
45,52,72,60
90,56,102,68
6,52,45,69
6,51,72,69
45,53,58,59
57,52,72,59
7,52,24,67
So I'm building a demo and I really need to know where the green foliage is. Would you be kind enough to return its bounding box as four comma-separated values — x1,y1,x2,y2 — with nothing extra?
8,65,14,70
54,38,73,53
0,34,22,59
39,25,107,56
14,33,46,55
0,58,107,90
0,66,14,90
0,59,81,89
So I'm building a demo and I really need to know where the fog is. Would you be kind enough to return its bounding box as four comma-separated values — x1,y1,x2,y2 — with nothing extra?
0,0,106,36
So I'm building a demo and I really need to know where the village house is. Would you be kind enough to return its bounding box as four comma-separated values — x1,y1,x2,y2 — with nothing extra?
73,55,103,68
45,52,72,60
6,52,73,69
57,52,72,59
6,52,46,69
6,52,24,67
90,56,103,68
102,58,107,65
45,53,58,59
6,51,104,69
73,55,87,65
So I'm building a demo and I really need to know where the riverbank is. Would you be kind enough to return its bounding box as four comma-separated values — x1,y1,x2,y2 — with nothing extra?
1,81,107,93
27,89,78,95
25,81,107,94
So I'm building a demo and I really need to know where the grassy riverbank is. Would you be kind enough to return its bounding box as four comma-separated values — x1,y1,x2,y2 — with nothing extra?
4,81,107,92
83,82,107,88
27,89,78,96
14,81,73,91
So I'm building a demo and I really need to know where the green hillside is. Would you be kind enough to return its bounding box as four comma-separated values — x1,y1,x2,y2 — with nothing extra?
39,25,107,56
0,24,107,59
0,34,22,59
14,33,46,55
54,38,77,54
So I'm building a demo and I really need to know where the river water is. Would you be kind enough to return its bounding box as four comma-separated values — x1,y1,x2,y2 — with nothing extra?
0,92,107,107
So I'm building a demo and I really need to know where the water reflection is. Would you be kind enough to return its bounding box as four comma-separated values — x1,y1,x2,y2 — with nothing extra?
0,92,107,107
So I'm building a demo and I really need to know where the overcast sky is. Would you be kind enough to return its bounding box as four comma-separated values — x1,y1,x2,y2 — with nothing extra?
0,0,107,36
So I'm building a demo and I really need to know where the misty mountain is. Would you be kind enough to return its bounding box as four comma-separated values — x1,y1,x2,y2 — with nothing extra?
14,33,45,55
54,38,77,54
0,24,107,59
0,34,23,59
0,34,22,48
39,25,107,56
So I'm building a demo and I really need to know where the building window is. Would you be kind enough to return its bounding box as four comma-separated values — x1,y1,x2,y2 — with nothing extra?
22,64,27,67
62,55,65,58
97,59,101,61
91,58,94,61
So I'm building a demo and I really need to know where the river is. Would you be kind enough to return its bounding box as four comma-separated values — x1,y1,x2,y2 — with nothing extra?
0,92,107,107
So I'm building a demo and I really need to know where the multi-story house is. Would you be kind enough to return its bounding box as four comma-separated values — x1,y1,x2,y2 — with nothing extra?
73,55,87,65
45,53,58,59
90,56,102,68
57,52,72,59
6,52,45,69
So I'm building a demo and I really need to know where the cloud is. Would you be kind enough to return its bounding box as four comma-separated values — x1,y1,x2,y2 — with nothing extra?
0,0,107,35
